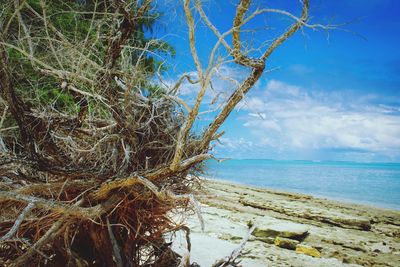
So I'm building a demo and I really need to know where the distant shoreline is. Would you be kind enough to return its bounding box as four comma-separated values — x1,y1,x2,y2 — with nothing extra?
202,176,400,211
206,158,400,167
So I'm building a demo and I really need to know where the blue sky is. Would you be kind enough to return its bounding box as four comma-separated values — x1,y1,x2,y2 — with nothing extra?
155,0,400,162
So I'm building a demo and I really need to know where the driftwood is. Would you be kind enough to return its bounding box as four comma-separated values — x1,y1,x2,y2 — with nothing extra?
211,225,256,267
0,0,321,266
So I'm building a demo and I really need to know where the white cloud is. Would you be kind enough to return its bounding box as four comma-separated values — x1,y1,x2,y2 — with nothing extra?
164,65,250,107
164,71,400,161
218,137,254,151
238,79,400,160
265,79,302,97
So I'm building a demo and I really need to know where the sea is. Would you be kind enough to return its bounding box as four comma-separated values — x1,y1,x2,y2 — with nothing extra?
204,159,400,210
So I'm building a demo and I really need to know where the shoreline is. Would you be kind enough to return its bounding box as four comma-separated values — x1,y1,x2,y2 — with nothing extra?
203,176,400,211
172,178,400,266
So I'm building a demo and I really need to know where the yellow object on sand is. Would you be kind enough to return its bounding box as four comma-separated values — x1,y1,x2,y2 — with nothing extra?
296,244,321,258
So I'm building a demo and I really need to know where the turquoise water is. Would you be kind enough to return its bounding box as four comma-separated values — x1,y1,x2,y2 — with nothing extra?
204,159,400,210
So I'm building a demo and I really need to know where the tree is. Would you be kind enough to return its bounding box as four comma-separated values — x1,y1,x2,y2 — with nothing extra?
0,0,325,266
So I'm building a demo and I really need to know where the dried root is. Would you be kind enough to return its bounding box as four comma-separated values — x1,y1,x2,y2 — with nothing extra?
0,0,313,266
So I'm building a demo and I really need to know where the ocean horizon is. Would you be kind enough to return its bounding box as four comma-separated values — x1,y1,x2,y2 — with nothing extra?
204,159,400,210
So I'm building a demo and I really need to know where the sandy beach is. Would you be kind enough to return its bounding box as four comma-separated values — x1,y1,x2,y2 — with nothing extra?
171,179,400,267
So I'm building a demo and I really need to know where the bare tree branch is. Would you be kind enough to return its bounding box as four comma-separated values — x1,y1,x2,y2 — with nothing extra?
0,202,35,241
211,224,256,267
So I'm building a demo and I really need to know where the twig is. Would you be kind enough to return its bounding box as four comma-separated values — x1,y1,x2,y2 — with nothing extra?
107,218,123,267
0,191,104,218
177,225,191,267
0,202,36,241
169,73,200,95
211,224,256,267
11,217,67,267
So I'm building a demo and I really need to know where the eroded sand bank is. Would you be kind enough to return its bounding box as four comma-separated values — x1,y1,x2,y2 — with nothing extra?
171,179,400,266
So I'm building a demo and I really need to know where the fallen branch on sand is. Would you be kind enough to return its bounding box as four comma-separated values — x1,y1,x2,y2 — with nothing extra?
211,225,256,267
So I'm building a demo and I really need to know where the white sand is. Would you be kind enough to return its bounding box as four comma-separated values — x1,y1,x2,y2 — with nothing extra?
170,179,400,266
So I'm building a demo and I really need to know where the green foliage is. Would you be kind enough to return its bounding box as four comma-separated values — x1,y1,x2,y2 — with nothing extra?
36,85,78,111
25,0,41,11
147,84,166,98
3,0,174,115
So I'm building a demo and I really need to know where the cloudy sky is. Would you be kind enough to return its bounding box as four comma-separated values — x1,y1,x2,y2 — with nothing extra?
156,0,400,162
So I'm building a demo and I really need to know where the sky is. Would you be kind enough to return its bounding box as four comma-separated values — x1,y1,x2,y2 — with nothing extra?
154,0,400,163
